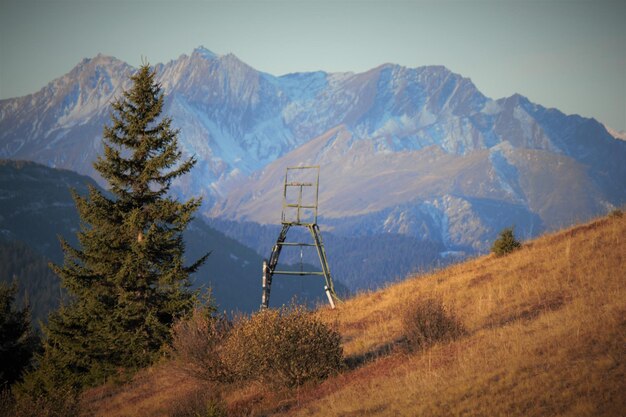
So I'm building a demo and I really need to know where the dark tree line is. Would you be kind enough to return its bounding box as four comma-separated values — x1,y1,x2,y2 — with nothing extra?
0,240,61,327
0,281,37,388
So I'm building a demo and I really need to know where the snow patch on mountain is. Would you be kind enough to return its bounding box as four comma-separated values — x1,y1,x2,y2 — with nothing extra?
488,142,526,204
604,124,626,141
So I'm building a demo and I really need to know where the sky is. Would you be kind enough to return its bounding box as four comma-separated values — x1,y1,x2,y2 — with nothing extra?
1,0,625,131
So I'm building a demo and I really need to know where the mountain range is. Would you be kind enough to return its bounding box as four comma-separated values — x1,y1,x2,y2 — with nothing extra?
1,46,625,280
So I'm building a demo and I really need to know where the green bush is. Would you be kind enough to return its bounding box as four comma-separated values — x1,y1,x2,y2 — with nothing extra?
491,227,522,256
402,298,465,352
223,306,343,388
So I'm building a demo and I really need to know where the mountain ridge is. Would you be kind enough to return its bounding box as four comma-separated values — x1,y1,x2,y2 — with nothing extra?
1,47,624,257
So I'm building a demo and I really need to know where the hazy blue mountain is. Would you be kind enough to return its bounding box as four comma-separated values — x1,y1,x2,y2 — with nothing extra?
1,47,624,265
0,159,97,260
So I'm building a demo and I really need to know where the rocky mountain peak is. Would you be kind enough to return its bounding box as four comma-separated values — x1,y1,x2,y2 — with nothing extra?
191,46,218,60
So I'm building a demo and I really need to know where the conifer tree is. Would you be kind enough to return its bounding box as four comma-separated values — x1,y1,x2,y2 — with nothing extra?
0,281,37,387
42,64,207,387
491,227,522,256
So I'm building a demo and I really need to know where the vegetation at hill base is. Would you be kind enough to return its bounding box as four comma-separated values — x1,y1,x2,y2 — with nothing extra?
77,212,624,417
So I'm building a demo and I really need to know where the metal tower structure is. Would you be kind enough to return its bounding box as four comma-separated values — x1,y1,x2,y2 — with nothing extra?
261,166,339,309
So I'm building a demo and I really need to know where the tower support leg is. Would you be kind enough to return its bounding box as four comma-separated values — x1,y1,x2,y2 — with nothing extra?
308,224,339,304
261,224,290,309
261,260,271,309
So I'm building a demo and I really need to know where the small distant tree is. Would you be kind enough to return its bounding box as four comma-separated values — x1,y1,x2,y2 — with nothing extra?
491,227,521,256
0,281,37,387
33,63,208,390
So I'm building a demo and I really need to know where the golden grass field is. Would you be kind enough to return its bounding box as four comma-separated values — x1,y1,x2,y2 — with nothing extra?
82,213,625,416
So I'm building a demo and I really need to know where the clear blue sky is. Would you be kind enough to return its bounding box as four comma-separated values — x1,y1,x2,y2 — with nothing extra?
1,0,625,131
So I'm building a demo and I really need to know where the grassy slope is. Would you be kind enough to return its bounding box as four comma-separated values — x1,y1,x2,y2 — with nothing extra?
82,214,625,416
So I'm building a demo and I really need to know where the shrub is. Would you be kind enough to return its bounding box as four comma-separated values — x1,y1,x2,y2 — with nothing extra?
609,208,623,218
0,389,13,417
402,298,465,352
3,385,80,417
170,307,231,383
223,306,343,388
491,227,521,256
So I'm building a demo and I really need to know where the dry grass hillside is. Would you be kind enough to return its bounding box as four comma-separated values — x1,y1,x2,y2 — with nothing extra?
82,213,625,416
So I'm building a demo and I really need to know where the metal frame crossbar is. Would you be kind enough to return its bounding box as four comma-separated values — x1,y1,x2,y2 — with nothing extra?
261,166,340,309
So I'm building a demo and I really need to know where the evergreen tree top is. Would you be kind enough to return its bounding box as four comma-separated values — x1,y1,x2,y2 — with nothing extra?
96,64,195,204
